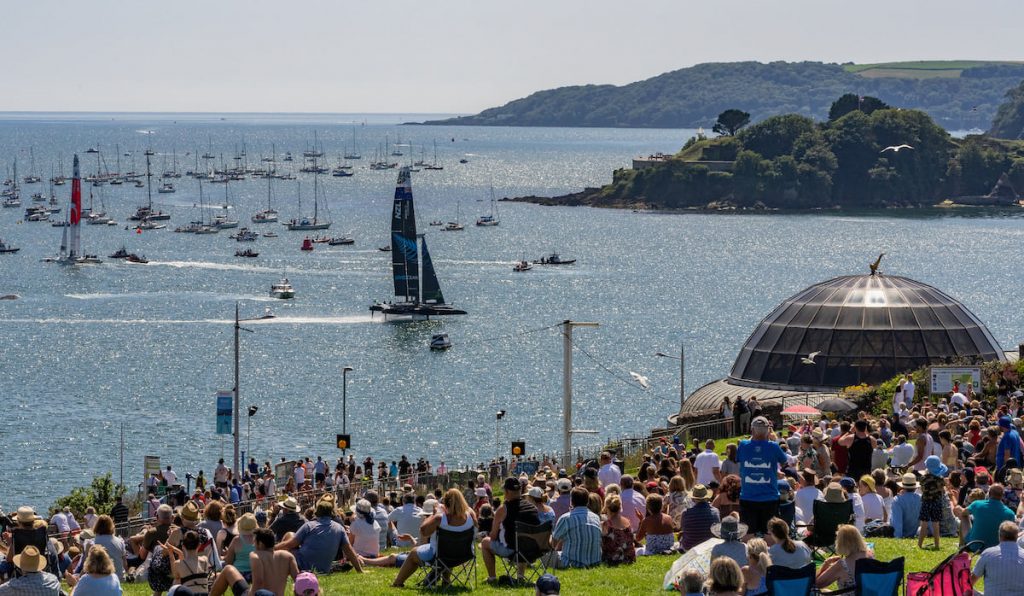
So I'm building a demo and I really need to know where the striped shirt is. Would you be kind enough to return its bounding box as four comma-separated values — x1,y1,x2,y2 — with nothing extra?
551,507,602,568
681,502,721,551
974,542,1024,594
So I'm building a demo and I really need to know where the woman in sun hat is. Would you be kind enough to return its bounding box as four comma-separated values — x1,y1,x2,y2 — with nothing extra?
918,455,947,550
710,514,749,568
225,513,258,581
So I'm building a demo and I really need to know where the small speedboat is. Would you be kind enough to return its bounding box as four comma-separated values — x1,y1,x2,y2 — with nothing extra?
533,253,576,265
429,220,443,226
459,158,468,164
378,245,391,252
311,235,332,244
513,260,532,272
157,182,176,194
232,228,259,242
0,239,20,253
109,246,131,259
442,221,464,232
235,249,259,258
270,278,295,299
262,231,278,238
301,237,314,251
126,253,149,264
328,236,354,246
430,333,452,351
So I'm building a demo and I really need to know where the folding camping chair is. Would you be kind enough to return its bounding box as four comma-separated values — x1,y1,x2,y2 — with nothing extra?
821,557,905,596
498,520,553,586
906,540,984,596
766,563,815,596
418,527,477,590
801,500,854,559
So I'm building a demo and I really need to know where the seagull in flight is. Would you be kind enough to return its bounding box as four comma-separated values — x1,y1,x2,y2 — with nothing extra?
801,351,821,365
629,371,650,389
881,144,914,154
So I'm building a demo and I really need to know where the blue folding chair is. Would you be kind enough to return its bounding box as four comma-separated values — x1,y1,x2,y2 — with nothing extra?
766,563,815,596
854,557,904,596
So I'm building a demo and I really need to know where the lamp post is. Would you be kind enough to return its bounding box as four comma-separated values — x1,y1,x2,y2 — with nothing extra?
232,303,265,476
656,342,685,412
342,366,353,454
247,405,258,464
561,320,599,468
495,410,506,463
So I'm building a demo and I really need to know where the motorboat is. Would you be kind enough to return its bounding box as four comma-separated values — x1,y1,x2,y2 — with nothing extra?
442,221,464,231
378,245,391,252
213,214,239,229
328,236,354,246
311,235,332,244
429,333,452,350
429,220,443,226
0,239,19,253
2,196,21,208
126,253,149,264
301,237,314,251
252,209,278,224
109,246,131,259
157,182,175,194
513,260,532,272
232,228,259,242
263,231,278,238
533,253,576,265
136,219,167,230
235,249,259,258
270,278,295,299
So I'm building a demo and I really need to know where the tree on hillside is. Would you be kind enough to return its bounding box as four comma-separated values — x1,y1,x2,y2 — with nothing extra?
989,80,1024,139
828,93,890,121
712,109,751,136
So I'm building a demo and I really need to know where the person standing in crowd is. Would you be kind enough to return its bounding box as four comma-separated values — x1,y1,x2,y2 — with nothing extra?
837,420,876,482
694,440,722,486
737,417,788,535
918,456,947,550
597,452,621,488
903,375,916,410
893,379,905,415
997,416,1022,470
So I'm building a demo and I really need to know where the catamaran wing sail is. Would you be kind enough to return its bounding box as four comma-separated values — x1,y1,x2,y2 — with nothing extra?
419,236,444,305
391,166,418,301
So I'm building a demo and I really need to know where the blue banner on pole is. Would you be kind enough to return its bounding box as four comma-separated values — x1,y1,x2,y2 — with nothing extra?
216,391,233,435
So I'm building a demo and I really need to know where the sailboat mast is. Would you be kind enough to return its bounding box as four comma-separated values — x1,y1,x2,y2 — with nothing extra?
145,151,153,209
70,154,82,259
312,156,318,222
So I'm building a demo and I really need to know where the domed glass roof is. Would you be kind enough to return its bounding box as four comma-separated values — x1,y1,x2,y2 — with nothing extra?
728,274,1004,390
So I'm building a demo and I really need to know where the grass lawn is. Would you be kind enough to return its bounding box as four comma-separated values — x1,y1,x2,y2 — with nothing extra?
843,60,1022,74
111,537,963,595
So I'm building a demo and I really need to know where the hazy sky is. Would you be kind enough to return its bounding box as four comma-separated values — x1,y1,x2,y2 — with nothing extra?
3,0,1021,113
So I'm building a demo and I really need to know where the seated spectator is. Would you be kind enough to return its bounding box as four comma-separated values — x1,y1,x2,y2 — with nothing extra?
600,495,635,565
711,475,741,519
891,473,922,538
619,476,646,523
706,556,744,596
814,525,872,591
275,497,363,574
665,476,692,530
859,476,887,523
680,485,720,551
794,469,822,525
389,489,476,588
64,544,120,596
270,498,304,543
482,478,540,583
710,515,749,567
678,568,706,596
550,487,602,569
635,494,674,556
528,486,556,525
837,477,866,532
348,499,382,558
970,521,1024,594
0,546,61,596
387,493,423,548
166,530,210,594
741,538,771,596
767,517,811,569
960,483,1015,549
550,478,573,520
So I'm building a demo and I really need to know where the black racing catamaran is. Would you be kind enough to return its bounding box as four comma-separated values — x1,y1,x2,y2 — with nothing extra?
370,167,466,320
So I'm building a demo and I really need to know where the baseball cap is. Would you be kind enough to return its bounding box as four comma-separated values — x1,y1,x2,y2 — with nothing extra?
503,477,522,491
556,478,572,493
751,416,771,428
527,486,545,499
839,477,856,491
999,416,1012,429
536,573,561,595
294,571,320,595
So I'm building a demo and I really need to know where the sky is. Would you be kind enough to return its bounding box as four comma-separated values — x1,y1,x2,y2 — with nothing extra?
2,0,1022,114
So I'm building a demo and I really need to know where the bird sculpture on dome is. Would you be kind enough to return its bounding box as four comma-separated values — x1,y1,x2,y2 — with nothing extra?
869,253,885,276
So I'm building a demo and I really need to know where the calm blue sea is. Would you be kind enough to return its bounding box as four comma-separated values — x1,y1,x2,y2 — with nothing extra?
0,113,1021,510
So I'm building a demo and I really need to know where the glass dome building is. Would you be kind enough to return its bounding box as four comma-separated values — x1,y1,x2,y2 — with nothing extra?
679,272,1005,415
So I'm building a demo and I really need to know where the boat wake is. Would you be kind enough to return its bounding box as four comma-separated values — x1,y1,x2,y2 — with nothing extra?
0,314,378,326
65,291,279,303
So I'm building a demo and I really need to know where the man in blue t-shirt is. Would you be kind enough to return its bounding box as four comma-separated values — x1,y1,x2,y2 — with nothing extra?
737,416,788,535
997,417,1021,471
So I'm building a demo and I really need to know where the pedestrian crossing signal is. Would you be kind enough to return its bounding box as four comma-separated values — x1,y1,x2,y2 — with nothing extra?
511,441,525,456
336,434,350,450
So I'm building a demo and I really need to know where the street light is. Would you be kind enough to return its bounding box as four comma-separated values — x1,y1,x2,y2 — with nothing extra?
232,303,266,476
495,410,506,463
342,366,354,455
656,341,685,412
247,405,258,465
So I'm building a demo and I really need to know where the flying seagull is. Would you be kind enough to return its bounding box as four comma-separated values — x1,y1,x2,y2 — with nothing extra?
881,144,913,154
629,371,650,389
801,351,821,365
